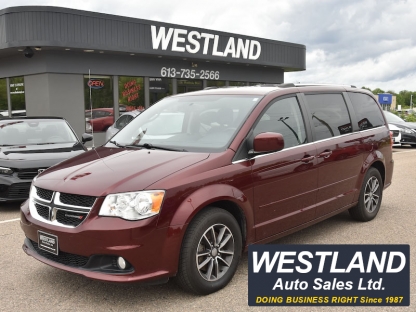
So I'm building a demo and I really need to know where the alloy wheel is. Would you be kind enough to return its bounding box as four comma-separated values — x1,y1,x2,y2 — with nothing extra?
364,176,380,213
195,223,235,282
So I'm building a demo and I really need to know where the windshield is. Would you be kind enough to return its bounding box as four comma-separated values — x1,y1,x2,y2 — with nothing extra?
0,119,78,146
106,94,261,152
384,111,405,123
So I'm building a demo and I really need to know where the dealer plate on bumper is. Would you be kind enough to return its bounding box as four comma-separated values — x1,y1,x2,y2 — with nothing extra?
37,231,59,255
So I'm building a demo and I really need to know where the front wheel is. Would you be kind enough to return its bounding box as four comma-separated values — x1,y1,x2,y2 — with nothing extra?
176,208,242,295
349,167,383,221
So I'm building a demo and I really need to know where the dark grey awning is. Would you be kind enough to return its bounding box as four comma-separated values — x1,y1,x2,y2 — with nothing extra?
0,6,306,71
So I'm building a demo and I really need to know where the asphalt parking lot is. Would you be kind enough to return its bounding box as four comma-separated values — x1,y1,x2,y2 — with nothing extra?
1,147,415,312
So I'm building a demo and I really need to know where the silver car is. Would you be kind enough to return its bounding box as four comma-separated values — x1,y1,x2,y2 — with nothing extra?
105,110,141,141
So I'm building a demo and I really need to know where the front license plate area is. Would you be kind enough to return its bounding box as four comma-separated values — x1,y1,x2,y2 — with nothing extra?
37,231,59,255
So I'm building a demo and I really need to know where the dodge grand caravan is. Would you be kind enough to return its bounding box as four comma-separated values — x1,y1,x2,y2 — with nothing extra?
20,84,394,295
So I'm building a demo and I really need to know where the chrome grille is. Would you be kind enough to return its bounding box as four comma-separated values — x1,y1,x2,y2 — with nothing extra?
35,203,50,220
36,187,53,201
56,210,88,227
59,192,96,207
30,188,96,228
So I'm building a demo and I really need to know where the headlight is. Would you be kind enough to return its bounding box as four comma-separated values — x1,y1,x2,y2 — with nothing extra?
86,122,92,131
99,190,165,221
0,167,13,175
400,128,414,134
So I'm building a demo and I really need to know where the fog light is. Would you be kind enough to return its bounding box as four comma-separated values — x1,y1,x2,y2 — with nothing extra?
117,257,126,270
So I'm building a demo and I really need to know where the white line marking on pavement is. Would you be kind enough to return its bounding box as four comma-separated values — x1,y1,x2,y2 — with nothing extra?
0,218,20,224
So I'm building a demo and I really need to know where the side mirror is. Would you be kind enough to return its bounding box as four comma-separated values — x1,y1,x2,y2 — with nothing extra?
81,133,93,144
249,132,284,156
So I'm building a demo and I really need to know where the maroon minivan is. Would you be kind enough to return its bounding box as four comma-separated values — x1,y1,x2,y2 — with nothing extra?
20,84,393,295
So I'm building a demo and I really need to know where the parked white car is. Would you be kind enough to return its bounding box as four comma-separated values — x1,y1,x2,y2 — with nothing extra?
105,110,141,141
389,123,401,147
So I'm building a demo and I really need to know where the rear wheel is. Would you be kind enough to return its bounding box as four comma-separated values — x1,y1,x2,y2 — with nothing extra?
176,207,242,295
349,167,383,221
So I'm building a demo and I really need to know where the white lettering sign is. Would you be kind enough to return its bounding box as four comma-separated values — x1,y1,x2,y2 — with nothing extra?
151,26,261,60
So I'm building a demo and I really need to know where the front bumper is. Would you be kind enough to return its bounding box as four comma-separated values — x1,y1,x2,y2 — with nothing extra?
400,132,416,145
20,200,185,283
0,175,31,202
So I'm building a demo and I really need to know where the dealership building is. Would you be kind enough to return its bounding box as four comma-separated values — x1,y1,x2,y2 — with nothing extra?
0,6,306,145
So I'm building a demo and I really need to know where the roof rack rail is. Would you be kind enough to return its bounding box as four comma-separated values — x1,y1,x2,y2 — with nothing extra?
292,83,357,88
277,83,296,88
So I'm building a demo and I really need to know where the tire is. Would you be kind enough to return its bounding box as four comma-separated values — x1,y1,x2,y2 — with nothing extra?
349,167,383,222
176,207,242,295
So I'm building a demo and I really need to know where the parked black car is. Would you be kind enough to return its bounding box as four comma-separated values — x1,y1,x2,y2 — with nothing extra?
0,117,91,202
384,111,416,147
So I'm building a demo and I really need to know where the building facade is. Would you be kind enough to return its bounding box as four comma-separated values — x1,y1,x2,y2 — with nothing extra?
0,6,306,145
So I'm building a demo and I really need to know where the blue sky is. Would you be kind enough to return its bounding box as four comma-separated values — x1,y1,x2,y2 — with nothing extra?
1,0,415,92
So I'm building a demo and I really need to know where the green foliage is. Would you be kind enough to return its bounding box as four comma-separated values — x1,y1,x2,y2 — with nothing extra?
404,114,416,122
372,88,385,95
361,86,372,92
393,110,416,122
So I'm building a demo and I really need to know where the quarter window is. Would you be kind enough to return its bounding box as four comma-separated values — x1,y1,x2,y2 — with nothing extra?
305,93,352,141
348,92,385,130
253,97,307,149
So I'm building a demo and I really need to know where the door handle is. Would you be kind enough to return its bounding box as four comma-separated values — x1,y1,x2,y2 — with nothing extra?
317,150,332,158
301,155,315,163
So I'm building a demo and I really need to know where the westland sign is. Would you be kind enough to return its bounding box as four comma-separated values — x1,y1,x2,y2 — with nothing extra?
151,26,261,60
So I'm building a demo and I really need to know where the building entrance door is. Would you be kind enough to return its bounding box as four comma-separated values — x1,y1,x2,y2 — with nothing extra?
177,79,203,94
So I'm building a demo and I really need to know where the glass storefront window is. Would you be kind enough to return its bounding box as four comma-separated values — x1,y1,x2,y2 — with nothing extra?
0,79,7,113
177,79,203,94
229,81,248,87
149,77,172,106
207,80,226,88
9,77,26,116
248,82,264,86
119,76,145,111
84,75,114,132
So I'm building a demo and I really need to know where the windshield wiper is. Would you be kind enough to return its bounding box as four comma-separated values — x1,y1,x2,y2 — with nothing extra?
109,140,126,148
135,143,187,152
109,141,186,152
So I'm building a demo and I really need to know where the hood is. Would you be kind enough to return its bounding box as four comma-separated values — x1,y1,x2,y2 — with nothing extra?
35,146,209,197
0,143,86,169
389,122,416,130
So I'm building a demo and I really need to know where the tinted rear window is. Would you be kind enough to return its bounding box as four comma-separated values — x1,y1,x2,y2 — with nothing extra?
348,92,385,130
304,93,352,141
